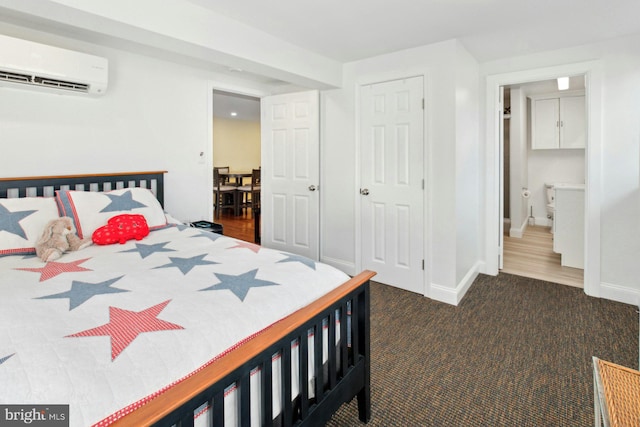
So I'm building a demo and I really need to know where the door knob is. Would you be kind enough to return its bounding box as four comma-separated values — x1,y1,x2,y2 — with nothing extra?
360,188,369,195
308,185,317,191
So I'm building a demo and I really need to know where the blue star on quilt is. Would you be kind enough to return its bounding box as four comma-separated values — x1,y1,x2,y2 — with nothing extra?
121,242,175,259
191,229,222,241
0,204,36,239
35,276,129,310
0,353,14,365
154,254,219,275
100,190,148,213
200,269,279,301
277,253,317,270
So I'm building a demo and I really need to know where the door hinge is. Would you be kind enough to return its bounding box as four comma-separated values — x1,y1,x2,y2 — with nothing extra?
422,179,425,190
422,98,425,110
422,259,424,270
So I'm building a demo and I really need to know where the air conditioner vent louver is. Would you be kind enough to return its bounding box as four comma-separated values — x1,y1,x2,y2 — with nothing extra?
0,34,108,96
0,70,89,93
0,70,31,84
35,76,89,92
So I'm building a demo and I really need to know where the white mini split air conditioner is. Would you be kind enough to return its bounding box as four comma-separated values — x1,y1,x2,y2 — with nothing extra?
0,34,108,96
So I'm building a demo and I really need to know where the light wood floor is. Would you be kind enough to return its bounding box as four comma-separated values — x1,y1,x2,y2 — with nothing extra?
502,225,584,288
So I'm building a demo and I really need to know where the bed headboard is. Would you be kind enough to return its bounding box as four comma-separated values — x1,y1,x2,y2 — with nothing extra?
0,171,167,206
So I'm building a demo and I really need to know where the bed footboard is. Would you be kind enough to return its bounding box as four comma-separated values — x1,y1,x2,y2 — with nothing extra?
114,271,375,427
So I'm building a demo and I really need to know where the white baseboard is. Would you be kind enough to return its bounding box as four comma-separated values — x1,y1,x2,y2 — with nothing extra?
509,218,528,238
429,261,482,306
599,281,640,307
534,216,553,227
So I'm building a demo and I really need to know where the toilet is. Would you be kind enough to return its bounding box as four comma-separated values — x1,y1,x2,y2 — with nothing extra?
545,183,555,231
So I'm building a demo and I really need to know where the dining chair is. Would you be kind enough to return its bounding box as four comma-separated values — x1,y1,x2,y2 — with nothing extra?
214,166,230,185
213,168,237,218
238,168,261,217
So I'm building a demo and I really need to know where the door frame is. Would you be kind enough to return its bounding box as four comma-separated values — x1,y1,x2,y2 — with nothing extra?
354,70,428,296
484,60,603,297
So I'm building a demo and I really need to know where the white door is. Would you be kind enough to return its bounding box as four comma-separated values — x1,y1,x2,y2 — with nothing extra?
261,91,320,259
360,76,424,294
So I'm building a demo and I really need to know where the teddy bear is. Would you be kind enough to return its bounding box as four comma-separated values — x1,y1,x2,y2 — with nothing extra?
35,216,92,262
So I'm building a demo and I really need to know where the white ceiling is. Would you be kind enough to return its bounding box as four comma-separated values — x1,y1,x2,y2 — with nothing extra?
213,90,260,122
188,0,640,62
2,0,637,117
202,0,631,116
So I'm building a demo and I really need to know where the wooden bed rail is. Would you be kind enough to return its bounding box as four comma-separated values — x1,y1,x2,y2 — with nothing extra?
112,270,376,427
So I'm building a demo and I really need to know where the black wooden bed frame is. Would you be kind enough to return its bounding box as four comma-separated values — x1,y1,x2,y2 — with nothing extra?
0,171,373,427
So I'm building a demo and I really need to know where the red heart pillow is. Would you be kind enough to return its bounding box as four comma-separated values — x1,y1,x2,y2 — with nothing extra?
92,214,150,245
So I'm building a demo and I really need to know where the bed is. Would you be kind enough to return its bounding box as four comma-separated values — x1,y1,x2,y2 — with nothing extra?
0,171,374,427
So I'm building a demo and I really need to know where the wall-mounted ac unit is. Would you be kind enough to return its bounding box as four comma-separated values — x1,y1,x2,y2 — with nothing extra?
0,34,108,96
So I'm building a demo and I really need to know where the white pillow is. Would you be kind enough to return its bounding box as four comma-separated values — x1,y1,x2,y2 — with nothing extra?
0,197,61,256
56,188,168,239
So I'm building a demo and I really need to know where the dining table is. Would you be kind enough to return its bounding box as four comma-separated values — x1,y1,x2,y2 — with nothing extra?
218,170,252,186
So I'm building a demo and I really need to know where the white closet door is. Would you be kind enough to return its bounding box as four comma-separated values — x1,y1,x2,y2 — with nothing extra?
560,95,586,149
532,98,560,149
359,76,424,294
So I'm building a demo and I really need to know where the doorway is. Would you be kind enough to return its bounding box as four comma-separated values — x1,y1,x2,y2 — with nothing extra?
500,77,585,288
211,89,261,242
484,60,602,297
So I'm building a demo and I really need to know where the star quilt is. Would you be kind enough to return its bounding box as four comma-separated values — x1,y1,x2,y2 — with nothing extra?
0,225,349,426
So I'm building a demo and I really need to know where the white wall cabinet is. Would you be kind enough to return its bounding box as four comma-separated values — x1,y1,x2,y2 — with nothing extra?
530,92,585,149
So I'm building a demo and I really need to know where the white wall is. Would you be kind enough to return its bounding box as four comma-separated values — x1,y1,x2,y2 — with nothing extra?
454,43,481,290
482,33,640,305
320,89,357,272
0,28,271,225
508,88,529,236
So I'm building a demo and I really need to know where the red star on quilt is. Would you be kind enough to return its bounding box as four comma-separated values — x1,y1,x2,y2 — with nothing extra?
66,300,184,360
229,240,261,253
16,258,92,281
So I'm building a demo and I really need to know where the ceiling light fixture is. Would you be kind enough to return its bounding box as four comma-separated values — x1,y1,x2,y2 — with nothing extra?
557,76,569,91
230,112,238,117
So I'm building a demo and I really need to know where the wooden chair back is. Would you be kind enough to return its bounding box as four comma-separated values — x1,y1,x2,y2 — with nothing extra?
214,166,230,185
251,168,261,190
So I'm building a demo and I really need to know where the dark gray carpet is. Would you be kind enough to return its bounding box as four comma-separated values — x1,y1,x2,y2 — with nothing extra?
326,273,639,426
